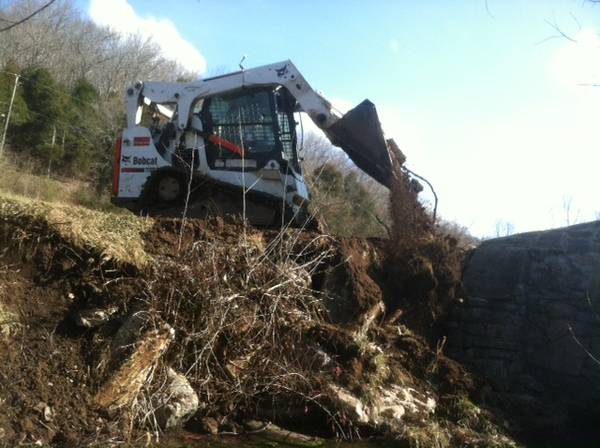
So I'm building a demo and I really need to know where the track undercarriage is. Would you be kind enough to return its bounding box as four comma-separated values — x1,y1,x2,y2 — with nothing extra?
130,171,314,229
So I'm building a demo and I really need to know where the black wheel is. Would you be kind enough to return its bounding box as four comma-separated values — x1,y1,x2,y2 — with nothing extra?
140,171,186,215
156,175,183,203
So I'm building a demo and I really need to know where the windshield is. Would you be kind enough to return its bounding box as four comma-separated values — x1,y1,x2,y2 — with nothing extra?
203,90,276,156
201,87,300,172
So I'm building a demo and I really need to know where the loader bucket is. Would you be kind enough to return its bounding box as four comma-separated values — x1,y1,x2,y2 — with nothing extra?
327,99,393,187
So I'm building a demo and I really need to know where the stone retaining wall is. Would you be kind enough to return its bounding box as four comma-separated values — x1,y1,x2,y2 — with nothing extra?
447,221,600,421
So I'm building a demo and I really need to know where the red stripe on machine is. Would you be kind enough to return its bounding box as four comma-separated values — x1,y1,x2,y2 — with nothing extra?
207,134,246,157
133,136,151,146
112,134,122,196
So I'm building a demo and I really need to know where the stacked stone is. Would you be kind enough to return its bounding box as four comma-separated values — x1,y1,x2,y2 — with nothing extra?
448,221,600,423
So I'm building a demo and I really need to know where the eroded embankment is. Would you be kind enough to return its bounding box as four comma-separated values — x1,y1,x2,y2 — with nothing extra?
0,193,517,447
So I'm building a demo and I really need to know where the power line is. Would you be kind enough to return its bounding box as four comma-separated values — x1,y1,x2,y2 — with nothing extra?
1,69,104,110
6,66,134,111
0,71,116,150
0,69,126,148
0,0,57,33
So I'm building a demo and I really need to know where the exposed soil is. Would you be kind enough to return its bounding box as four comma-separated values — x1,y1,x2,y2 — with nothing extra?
0,204,516,447
0,257,106,446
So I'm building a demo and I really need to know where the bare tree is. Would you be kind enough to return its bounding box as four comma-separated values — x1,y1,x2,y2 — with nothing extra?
562,195,580,226
495,219,515,237
0,0,195,96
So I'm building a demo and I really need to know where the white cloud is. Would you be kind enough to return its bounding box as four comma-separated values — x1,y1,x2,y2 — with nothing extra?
89,0,206,73
547,28,600,89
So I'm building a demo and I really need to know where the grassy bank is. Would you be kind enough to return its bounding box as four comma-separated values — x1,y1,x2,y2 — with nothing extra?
0,190,153,268
0,156,120,213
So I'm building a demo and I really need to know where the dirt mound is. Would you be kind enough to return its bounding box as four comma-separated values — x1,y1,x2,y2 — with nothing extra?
0,194,516,447
0,256,107,445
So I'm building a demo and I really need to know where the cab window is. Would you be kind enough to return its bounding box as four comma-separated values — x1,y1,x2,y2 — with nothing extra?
202,90,276,158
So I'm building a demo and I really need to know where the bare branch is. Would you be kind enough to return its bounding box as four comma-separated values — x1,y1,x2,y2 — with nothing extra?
537,18,578,45
484,0,495,19
0,0,56,32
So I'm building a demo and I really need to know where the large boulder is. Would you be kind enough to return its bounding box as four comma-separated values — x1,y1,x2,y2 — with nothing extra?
447,221,600,432
327,383,436,433
155,368,199,429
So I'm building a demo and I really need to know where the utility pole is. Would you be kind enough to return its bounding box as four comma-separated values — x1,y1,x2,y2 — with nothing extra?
0,73,20,159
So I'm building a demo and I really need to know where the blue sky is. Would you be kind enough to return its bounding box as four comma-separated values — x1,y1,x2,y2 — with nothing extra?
81,0,600,236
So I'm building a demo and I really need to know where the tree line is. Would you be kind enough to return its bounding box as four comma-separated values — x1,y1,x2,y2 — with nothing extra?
0,0,465,241
0,0,393,237
0,0,192,188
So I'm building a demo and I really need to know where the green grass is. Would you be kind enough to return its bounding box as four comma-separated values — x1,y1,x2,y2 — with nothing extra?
0,156,154,267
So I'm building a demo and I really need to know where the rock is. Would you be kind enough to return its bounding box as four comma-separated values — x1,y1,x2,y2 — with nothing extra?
448,221,600,428
43,405,53,422
199,416,219,435
75,306,118,328
327,383,436,432
328,384,369,424
95,323,175,410
155,368,199,429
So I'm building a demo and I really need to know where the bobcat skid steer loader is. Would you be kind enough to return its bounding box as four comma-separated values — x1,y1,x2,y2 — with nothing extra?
112,60,396,226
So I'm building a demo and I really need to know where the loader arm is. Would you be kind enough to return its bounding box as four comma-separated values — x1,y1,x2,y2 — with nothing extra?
126,60,394,187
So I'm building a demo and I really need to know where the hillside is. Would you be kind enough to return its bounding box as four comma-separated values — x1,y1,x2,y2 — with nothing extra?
0,191,517,447
1,1,599,446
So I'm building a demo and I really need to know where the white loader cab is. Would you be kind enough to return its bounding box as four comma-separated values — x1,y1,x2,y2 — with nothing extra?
112,60,394,227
